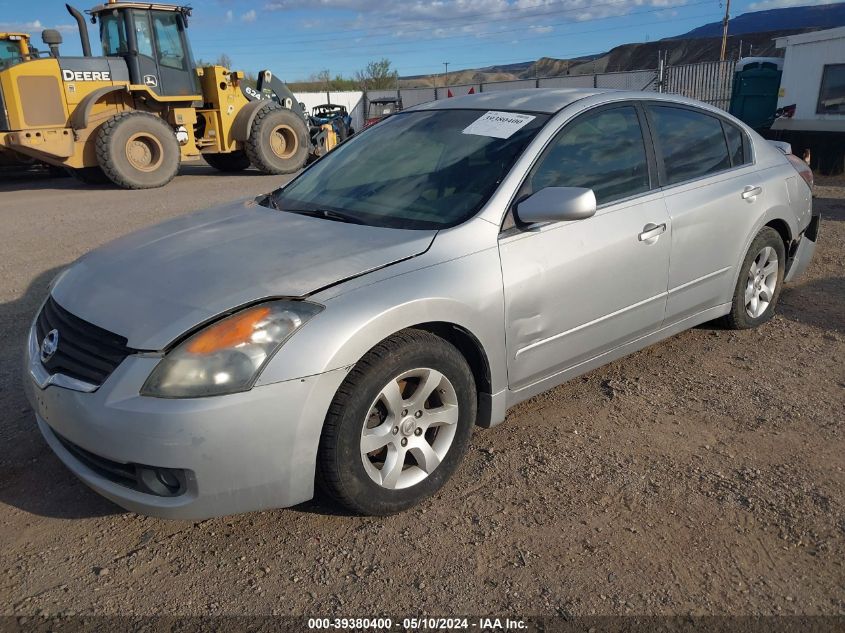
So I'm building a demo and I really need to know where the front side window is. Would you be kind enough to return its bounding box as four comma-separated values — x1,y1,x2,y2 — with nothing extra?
270,109,549,230
817,64,845,115
152,12,186,70
525,105,650,206
649,105,731,185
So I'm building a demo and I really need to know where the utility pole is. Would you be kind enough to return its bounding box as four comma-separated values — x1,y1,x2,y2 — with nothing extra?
720,0,731,62
443,62,449,87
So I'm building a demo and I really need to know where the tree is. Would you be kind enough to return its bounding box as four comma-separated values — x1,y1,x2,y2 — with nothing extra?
355,58,399,90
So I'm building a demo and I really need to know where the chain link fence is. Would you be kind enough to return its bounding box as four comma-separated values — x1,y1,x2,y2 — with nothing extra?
327,60,736,122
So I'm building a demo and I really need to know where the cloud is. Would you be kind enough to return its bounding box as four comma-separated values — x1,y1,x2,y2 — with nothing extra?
263,0,688,38
749,0,834,9
241,9,257,22
0,19,42,31
225,10,234,22
0,19,78,34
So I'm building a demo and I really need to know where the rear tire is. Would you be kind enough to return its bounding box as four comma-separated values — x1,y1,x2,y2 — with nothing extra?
721,227,786,329
317,329,476,515
95,112,180,189
245,104,309,175
204,151,251,172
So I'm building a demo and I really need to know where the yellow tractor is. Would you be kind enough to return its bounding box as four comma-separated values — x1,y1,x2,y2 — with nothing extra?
0,2,334,188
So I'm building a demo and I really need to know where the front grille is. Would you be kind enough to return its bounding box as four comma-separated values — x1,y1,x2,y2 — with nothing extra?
54,432,186,497
35,296,135,386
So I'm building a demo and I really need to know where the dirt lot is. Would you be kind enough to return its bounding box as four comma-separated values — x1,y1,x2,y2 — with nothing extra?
0,167,842,619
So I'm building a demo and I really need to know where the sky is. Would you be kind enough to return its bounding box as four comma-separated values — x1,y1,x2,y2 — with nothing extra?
0,0,836,80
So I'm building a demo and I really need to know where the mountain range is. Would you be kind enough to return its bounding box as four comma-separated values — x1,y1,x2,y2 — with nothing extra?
399,2,845,88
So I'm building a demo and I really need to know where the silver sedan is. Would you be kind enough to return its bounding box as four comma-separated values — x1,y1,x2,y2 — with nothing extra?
24,89,818,518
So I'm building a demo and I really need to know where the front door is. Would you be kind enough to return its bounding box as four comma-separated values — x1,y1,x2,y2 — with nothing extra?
130,10,198,97
499,104,671,390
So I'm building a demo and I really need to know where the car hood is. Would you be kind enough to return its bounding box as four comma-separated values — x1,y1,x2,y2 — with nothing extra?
51,199,436,350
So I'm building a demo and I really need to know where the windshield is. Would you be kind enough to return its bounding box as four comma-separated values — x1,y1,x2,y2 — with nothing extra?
268,109,549,230
0,39,22,63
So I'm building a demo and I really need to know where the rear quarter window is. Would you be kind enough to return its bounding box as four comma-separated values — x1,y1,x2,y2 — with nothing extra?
722,120,751,167
648,105,732,185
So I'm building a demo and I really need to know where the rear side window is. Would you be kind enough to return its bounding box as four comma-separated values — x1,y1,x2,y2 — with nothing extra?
722,121,749,167
526,105,650,205
649,106,731,185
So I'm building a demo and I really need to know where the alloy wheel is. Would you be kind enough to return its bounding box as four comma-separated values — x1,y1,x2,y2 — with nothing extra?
745,245,778,319
360,368,459,490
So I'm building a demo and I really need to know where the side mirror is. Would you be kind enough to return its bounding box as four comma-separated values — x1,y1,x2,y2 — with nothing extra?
515,187,597,224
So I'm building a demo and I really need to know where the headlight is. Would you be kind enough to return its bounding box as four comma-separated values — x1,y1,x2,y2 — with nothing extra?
141,301,322,398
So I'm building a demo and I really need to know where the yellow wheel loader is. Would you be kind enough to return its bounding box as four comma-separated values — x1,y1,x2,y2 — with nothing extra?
0,2,334,189
0,32,37,169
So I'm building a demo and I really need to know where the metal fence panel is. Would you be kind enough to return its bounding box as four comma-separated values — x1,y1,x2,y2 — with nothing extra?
437,84,480,99
538,75,595,88
595,70,658,91
480,79,537,92
664,60,736,110
399,87,436,107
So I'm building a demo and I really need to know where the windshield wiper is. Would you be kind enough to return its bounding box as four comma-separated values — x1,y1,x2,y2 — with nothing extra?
258,194,366,225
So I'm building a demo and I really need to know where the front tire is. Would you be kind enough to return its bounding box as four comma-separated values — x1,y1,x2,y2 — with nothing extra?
317,329,477,515
245,105,309,175
722,227,786,329
95,112,180,189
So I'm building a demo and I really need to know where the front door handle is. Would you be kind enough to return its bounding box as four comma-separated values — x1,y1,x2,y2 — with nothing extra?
638,222,667,242
741,185,762,200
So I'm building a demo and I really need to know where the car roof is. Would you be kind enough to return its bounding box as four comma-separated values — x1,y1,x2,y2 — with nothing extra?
412,88,616,114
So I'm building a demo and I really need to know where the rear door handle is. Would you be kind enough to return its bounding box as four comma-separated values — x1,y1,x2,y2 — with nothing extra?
638,222,667,242
741,185,762,200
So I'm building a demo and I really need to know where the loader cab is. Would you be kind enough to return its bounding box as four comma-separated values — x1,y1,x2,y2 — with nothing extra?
91,3,200,97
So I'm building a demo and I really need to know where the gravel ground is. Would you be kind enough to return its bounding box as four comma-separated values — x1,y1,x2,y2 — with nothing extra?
0,166,842,618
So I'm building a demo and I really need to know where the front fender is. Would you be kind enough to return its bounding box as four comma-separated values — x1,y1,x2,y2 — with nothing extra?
255,246,508,400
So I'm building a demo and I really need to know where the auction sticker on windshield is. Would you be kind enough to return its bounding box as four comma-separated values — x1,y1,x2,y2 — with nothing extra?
462,111,536,139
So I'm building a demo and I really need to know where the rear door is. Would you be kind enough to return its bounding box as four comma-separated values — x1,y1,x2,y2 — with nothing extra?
645,104,762,323
499,103,672,390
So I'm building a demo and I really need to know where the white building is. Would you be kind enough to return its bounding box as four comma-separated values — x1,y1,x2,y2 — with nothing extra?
773,26,845,132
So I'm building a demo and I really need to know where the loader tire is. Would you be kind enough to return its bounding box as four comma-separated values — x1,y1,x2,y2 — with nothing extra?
68,166,111,185
204,151,251,172
95,112,180,189
245,104,309,175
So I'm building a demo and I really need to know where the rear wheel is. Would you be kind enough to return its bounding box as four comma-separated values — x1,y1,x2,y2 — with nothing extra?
317,329,476,515
95,112,180,189
204,151,251,172
722,227,786,329
245,104,309,175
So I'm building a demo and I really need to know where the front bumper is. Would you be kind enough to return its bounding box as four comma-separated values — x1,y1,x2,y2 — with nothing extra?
24,325,348,520
785,213,820,283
